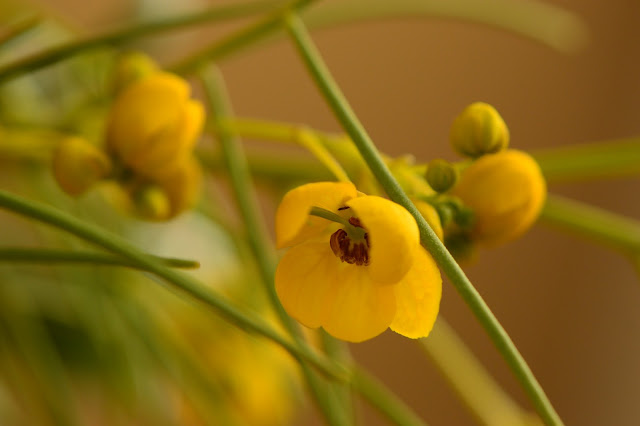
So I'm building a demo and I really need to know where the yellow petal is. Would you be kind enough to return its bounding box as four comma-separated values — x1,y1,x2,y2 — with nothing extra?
275,242,340,328
322,263,396,342
346,196,420,285
130,99,205,181
275,182,357,249
390,246,442,339
453,150,546,245
157,157,203,219
106,72,189,165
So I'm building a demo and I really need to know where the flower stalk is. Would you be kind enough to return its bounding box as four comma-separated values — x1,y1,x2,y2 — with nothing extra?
283,11,562,425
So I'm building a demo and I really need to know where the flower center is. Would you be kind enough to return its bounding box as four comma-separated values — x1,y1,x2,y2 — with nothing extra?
329,216,370,266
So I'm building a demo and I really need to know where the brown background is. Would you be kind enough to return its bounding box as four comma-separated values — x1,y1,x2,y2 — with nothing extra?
31,0,640,425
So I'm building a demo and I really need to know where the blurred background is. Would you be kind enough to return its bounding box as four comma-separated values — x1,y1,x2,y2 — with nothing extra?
5,0,640,424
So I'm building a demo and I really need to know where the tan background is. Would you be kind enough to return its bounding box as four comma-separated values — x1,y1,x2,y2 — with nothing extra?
32,0,640,424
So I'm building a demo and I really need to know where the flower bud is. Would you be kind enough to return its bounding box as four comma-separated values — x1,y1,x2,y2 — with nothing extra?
452,150,546,246
154,157,203,220
110,52,158,94
450,102,509,158
106,71,205,182
133,184,172,221
425,159,458,193
52,137,112,196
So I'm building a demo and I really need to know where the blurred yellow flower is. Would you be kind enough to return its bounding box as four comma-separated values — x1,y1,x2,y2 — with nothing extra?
453,149,546,245
52,136,112,196
106,71,204,181
275,182,441,342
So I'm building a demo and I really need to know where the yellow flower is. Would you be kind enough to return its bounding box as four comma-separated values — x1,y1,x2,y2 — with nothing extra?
452,150,546,245
106,71,204,181
275,182,442,342
52,136,112,196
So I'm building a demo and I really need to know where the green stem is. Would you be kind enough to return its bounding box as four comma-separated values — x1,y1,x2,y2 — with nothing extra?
170,0,316,74
0,189,347,382
0,14,42,49
540,194,640,254
201,67,349,426
420,319,539,426
0,1,284,84
284,12,562,426
533,137,640,182
0,247,199,269
303,0,586,53
217,118,350,182
351,366,427,426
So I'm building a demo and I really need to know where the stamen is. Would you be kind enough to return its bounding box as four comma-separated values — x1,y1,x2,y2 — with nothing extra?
329,227,370,266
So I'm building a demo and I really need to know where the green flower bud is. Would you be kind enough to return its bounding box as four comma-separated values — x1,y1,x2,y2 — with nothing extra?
425,159,458,193
110,52,158,94
450,102,509,158
133,184,171,221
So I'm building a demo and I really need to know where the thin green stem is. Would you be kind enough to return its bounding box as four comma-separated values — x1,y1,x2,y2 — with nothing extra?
0,189,347,382
0,1,284,84
284,12,562,426
533,137,640,182
201,67,349,426
540,194,640,254
310,206,351,227
171,0,316,74
0,14,42,48
0,247,199,269
303,0,587,53
351,366,427,426
218,118,351,182
420,319,539,426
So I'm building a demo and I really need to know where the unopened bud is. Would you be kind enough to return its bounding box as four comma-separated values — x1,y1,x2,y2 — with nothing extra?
52,137,112,196
450,102,509,158
110,52,158,94
425,159,458,193
133,185,171,221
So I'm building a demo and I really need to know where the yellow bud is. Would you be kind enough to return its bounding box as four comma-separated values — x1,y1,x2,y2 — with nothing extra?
413,200,444,241
106,71,205,182
52,137,112,196
450,102,509,158
452,150,546,246
110,52,158,94
154,157,202,219
425,159,458,193
133,185,172,221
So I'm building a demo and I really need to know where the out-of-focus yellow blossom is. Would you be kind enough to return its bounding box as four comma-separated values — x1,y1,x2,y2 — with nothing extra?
450,102,509,158
452,150,546,245
52,136,112,196
106,71,204,182
275,182,441,342
413,199,444,241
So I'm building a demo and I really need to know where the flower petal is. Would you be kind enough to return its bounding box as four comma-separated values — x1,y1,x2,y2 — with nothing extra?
107,72,190,165
346,196,420,285
275,182,357,249
390,246,442,339
322,262,396,342
275,242,340,329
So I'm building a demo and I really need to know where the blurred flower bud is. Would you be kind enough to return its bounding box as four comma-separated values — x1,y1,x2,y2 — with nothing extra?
452,150,546,245
413,199,444,241
106,71,205,182
133,184,172,221
110,52,158,94
450,102,509,158
154,157,202,220
425,159,458,193
52,136,112,196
